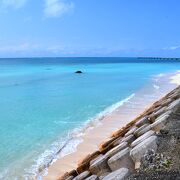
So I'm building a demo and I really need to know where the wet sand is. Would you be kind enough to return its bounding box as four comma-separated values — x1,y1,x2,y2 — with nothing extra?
44,72,180,180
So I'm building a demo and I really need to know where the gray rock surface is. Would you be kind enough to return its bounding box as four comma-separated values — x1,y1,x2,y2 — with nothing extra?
108,147,134,171
151,113,170,131
102,168,130,180
90,154,104,166
105,142,128,158
73,171,90,180
121,134,135,144
135,117,149,127
130,135,157,163
153,106,167,118
66,176,74,180
134,123,150,137
167,99,180,114
89,155,110,177
85,175,99,180
124,126,138,137
131,130,155,148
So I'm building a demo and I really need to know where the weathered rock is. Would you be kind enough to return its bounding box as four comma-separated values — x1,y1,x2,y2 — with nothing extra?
99,137,117,150
153,106,167,118
137,125,152,137
112,137,122,146
147,114,156,123
90,154,103,166
121,134,135,144
99,143,114,154
161,98,173,107
168,90,180,99
131,130,155,148
151,113,170,131
99,173,110,180
111,127,129,138
85,175,99,180
66,176,74,180
166,98,180,114
124,126,138,137
68,170,78,177
130,135,157,163
102,168,130,180
135,116,149,127
73,171,90,180
105,142,128,158
76,162,89,174
108,147,134,171
134,123,151,137
89,155,110,177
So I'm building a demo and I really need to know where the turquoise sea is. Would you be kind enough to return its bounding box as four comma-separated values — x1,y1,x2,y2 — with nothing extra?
0,57,179,179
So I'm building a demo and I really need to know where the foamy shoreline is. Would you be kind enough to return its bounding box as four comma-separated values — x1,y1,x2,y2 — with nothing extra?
170,71,180,85
43,72,180,180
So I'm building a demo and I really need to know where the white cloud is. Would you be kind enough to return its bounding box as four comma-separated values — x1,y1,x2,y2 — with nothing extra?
44,0,74,18
163,46,180,51
0,0,27,9
169,46,180,50
0,43,41,53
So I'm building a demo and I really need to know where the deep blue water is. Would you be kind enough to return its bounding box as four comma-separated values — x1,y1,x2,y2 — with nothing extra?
0,57,179,179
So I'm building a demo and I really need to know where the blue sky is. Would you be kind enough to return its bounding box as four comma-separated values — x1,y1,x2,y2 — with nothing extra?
0,0,180,57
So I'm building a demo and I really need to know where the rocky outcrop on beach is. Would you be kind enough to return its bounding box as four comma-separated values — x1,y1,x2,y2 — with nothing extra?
57,86,180,180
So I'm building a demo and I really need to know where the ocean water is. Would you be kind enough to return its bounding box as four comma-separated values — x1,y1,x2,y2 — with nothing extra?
0,57,179,179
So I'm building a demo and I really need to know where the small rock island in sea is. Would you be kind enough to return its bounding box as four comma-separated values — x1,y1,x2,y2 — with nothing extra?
75,70,83,74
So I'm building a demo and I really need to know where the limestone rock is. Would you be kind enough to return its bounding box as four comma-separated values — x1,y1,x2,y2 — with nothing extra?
161,98,173,106
66,176,74,180
124,126,138,137
90,154,103,166
112,137,122,146
131,130,155,148
102,168,130,180
153,106,167,118
151,113,170,131
134,123,151,137
121,134,135,144
108,147,134,171
85,175,99,180
89,155,110,177
105,142,128,158
73,171,90,180
137,125,152,137
130,135,157,163
135,116,149,127
166,99,180,114
99,172,109,180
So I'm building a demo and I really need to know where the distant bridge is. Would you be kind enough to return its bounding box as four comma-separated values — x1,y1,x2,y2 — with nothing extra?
138,57,180,60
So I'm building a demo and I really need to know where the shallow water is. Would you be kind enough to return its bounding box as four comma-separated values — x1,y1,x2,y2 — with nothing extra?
0,57,179,179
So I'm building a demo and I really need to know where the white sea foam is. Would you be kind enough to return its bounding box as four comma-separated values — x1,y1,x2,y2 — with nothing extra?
25,93,135,179
153,84,160,90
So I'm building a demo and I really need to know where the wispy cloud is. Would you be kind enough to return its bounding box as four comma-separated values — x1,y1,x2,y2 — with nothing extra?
0,0,28,9
169,46,180,50
44,0,74,18
0,43,40,53
163,45,180,51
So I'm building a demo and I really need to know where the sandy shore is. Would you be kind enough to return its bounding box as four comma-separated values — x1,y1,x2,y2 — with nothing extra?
170,71,180,85
43,72,180,180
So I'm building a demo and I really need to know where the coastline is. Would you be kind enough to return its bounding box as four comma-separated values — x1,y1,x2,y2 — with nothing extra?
43,71,180,180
